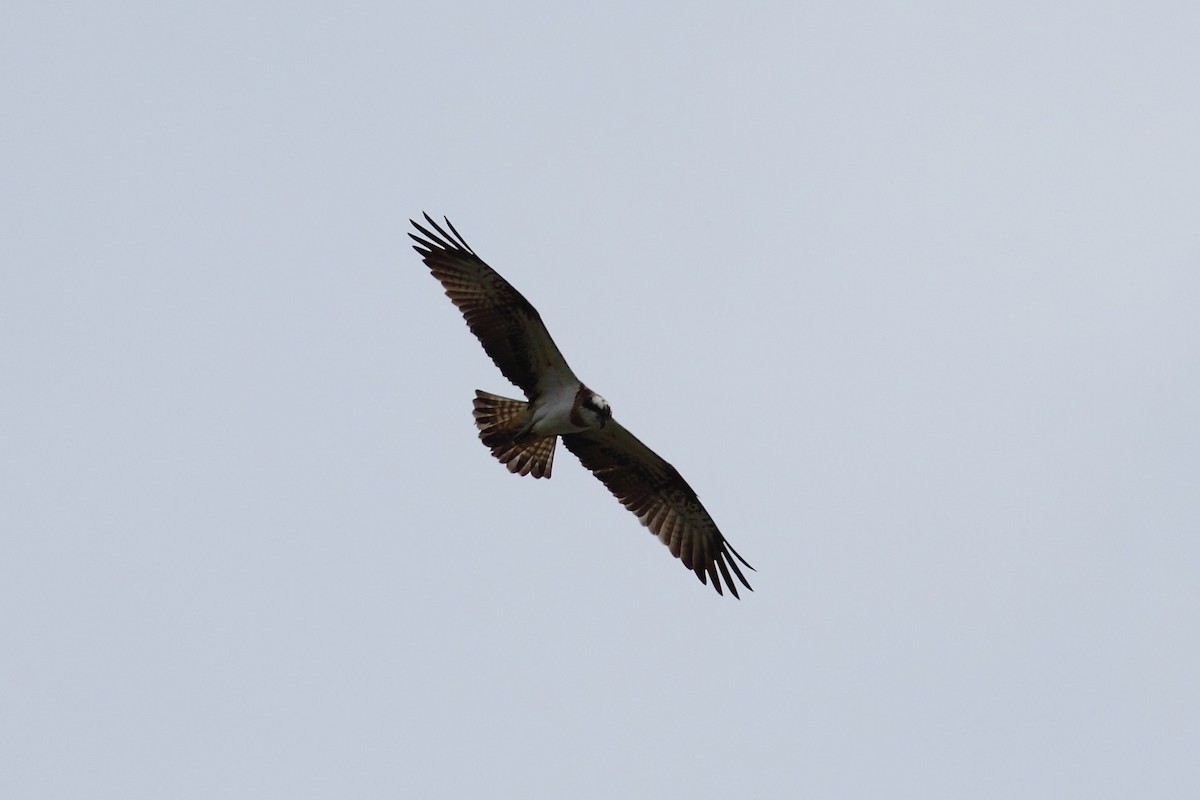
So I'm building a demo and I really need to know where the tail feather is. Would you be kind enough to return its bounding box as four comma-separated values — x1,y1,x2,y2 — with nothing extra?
471,390,556,479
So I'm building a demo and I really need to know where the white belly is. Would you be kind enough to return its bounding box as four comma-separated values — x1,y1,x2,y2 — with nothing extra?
528,385,587,437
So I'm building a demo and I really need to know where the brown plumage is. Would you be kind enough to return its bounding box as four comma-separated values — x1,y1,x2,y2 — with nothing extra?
561,422,753,596
410,215,574,402
472,391,557,479
411,214,755,597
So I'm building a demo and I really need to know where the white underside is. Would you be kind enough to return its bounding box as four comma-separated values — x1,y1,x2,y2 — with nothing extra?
527,383,589,438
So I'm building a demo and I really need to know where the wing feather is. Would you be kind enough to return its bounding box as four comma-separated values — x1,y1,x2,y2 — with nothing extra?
562,421,754,598
410,214,577,399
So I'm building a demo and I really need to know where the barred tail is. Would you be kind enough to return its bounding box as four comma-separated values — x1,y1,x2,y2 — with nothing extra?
471,390,556,479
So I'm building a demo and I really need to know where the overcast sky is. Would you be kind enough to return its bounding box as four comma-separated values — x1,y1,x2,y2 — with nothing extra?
3,2,1198,797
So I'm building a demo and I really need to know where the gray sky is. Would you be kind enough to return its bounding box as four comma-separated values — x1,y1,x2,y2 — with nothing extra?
3,2,1198,797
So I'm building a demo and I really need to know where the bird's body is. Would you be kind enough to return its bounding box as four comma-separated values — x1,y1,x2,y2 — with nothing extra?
519,382,606,440
410,214,753,597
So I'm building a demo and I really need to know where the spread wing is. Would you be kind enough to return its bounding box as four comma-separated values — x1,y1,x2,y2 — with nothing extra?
410,214,578,400
562,421,754,598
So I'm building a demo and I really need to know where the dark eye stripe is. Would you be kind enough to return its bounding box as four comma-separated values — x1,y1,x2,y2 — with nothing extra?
586,398,610,415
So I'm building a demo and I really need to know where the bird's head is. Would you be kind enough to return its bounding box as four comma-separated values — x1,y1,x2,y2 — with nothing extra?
581,390,612,429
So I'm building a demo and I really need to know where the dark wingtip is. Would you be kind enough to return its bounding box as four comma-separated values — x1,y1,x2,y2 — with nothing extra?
410,213,475,257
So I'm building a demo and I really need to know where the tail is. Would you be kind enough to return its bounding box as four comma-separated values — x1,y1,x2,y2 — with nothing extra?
471,390,557,479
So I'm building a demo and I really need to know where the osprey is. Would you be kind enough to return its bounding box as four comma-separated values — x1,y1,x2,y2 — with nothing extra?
410,214,753,597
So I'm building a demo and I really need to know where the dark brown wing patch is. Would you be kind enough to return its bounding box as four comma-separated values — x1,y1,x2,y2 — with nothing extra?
410,214,572,399
562,422,754,598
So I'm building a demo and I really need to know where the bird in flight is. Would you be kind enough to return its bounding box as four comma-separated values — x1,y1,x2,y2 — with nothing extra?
410,214,753,597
